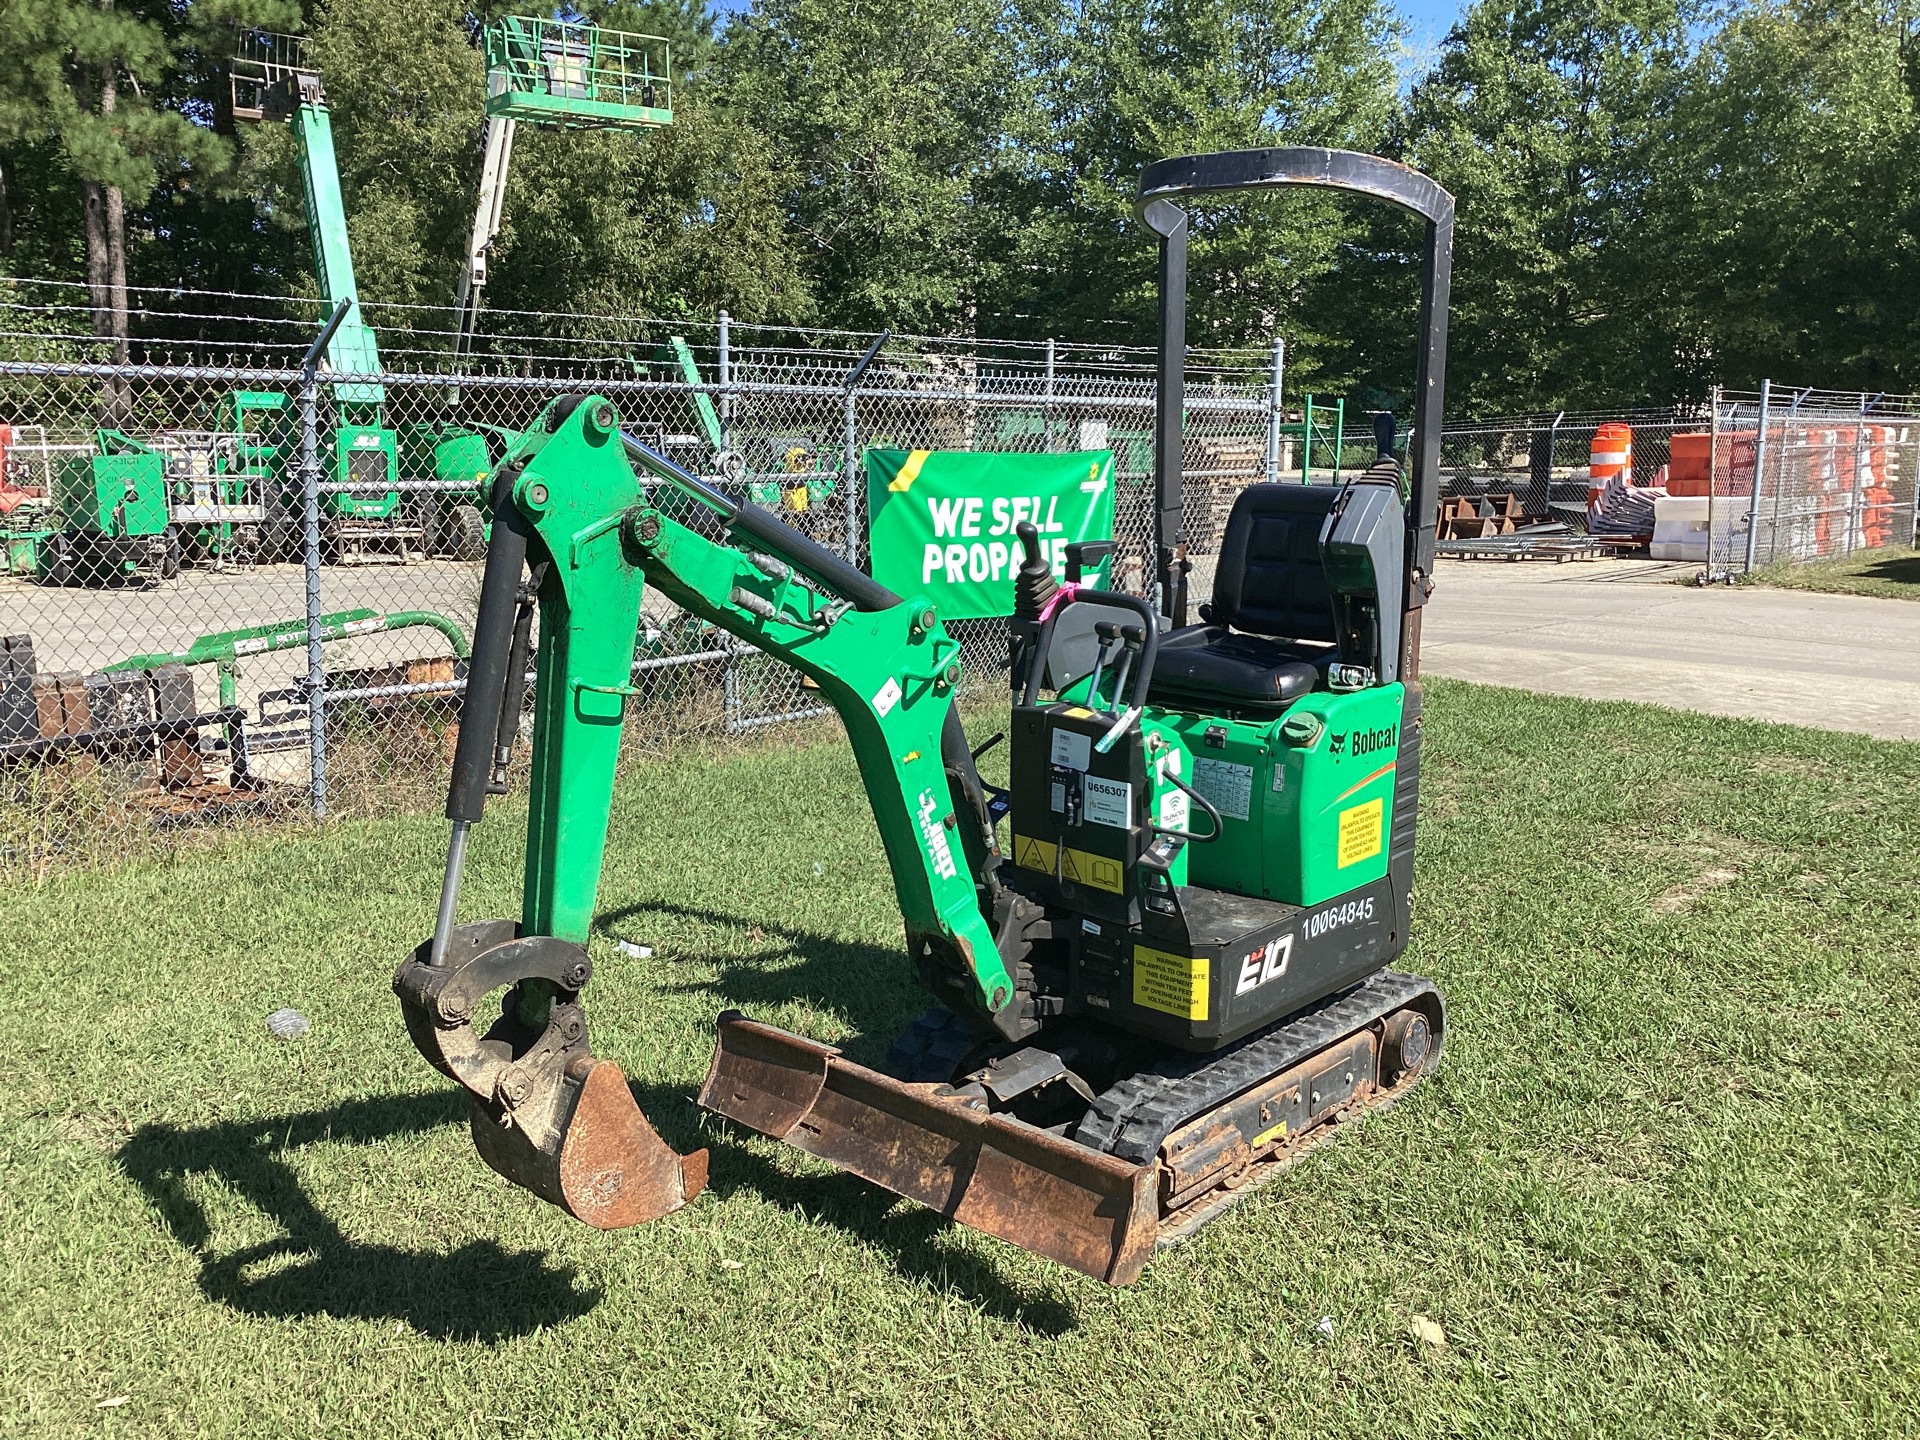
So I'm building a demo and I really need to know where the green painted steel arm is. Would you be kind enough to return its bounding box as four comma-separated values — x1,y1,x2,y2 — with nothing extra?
289,92,384,414
492,395,1017,1020
667,336,724,453
103,609,471,671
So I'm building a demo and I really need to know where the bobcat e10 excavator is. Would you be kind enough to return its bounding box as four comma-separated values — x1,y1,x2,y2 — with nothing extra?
393,148,1453,1285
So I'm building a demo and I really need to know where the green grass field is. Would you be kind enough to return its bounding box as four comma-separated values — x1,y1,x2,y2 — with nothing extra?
1746,543,1920,601
3,679,1917,1438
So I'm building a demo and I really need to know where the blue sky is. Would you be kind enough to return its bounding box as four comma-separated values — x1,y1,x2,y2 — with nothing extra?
706,0,1466,72
1397,0,1468,45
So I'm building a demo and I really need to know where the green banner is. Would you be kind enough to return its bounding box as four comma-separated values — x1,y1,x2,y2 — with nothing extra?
864,448,1116,619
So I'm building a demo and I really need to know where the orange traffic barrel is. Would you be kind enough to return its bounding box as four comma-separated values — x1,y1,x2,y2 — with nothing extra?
1587,422,1633,514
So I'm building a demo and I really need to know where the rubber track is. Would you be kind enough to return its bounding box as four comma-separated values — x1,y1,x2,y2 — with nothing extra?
1072,969,1442,1165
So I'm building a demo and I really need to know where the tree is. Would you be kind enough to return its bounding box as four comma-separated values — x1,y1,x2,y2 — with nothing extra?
1404,0,1700,414
0,0,293,407
478,0,810,330
977,0,1403,389
714,0,1032,333
228,0,485,330
1657,0,1920,391
485,102,811,329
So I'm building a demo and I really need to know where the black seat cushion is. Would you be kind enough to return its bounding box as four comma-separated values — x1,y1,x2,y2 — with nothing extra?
1142,485,1346,711
1148,625,1334,711
1210,483,1343,641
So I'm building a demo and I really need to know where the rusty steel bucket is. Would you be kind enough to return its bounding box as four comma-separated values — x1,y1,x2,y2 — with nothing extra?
697,1011,1160,1285
395,921,707,1231
469,1056,709,1229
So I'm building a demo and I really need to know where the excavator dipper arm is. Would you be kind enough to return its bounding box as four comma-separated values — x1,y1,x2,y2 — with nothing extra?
394,393,1021,1229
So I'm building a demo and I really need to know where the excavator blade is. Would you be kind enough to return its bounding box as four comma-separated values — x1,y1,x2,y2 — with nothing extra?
470,1057,708,1229
698,1012,1160,1285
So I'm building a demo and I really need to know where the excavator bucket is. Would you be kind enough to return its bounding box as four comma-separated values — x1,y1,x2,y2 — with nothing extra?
394,921,706,1230
698,1012,1160,1285
469,1056,708,1229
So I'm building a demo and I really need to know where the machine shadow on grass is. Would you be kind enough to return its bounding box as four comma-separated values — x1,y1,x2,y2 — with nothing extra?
595,900,923,1069
116,1090,602,1343
1861,552,1920,586
597,900,1080,1333
117,1076,1079,1340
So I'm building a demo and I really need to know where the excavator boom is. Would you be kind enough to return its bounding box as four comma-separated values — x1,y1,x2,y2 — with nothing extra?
394,394,1070,1232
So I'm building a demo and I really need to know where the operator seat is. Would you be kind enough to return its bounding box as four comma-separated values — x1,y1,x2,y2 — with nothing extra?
1147,483,1343,712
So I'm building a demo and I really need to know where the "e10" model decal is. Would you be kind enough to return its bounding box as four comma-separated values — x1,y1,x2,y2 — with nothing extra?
1235,933,1294,995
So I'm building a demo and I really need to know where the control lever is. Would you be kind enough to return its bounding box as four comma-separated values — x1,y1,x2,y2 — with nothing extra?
1010,520,1059,697
1105,623,1147,714
1064,540,1116,585
1085,620,1124,712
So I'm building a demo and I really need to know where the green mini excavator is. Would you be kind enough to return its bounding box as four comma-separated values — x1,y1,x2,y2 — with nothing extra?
394,148,1454,1285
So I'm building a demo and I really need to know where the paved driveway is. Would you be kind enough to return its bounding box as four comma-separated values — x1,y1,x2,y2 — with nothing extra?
1421,557,1920,740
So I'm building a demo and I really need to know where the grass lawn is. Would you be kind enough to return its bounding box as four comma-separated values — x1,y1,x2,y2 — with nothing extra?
3,678,1917,1438
1745,543,1920,601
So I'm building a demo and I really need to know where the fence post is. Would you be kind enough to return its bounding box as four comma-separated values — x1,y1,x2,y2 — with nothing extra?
298,299,352,819
1744,378,1772,574
1850,390,1868,556
1044,337,1057,452
1265,336,1285,483
1706,386,1722,571
717,308,731,455
841,330,888,567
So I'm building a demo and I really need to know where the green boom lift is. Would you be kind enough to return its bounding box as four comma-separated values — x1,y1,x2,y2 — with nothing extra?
230,30,411,560
231,31,507,561
394,149,1454,1285
451,17,671,368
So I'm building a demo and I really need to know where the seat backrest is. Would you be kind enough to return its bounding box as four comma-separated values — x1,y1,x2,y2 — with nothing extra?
1208,483,1341,640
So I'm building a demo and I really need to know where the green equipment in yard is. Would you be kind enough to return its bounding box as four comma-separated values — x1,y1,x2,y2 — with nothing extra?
394,148,1453,1287
452,17,671,370
103,607,470,709
647,335,839,513
232,32,466,561
1283,394,1348,483
231,32,402,555
431,17,674,543
40,430,177,585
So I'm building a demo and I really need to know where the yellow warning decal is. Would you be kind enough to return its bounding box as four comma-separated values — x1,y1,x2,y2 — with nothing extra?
1061,706,1096,720
1337,796,1385,868
1011,834,1126,894
1133,946,1209,1021
887,449,932,492
1251,1120,1289,1147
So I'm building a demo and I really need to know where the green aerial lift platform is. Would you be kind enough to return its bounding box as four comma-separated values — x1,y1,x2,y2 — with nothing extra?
452,17,673,367
230,30,409,558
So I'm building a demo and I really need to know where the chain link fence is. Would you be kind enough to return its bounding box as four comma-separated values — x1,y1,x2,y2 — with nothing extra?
0,280,1287,874
1435,405,1706,529
21,277,1901,875
1705,386,1920,575
1431,391,1919,570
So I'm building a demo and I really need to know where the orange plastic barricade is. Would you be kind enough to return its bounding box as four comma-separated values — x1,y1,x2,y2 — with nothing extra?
1587,422,1633,521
